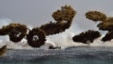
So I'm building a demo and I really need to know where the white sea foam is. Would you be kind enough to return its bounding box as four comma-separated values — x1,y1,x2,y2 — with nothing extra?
0,29,113,50
0,18,113,50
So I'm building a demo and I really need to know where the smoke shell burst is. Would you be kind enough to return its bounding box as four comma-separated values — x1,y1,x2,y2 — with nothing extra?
0,23,27,42
85,11,107,21
0,5,76,48
72,30,101,44
26,28,46,48
86,10,113,42
2,5,113,49
39,5,76,36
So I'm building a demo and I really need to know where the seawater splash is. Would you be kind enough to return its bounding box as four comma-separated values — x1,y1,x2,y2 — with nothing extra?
0,24,113,50
0,18,11,47
0,5,76,48
1,27,113,50
1,10,113,50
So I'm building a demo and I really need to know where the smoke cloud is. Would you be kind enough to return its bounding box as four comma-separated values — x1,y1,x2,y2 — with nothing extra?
0,18,113,49
1,6,113,50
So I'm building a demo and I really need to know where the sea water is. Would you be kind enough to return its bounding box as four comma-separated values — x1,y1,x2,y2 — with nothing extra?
0,46,113,64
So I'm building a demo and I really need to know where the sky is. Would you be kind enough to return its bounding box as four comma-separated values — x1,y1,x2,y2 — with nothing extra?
0,0,113,48
0,0,113,32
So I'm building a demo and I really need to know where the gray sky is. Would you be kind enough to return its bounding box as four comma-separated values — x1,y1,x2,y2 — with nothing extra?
0,0,113,32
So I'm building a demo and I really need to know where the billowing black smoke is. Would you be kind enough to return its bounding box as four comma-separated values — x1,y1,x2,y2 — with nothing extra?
101,31,113,42
86,11,113,42
0,5,76,48
72,30,101,44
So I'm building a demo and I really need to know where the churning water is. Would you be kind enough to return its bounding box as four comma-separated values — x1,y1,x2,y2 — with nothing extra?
0,46,113,64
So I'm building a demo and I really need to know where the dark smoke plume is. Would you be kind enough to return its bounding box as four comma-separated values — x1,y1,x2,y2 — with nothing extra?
72,30,101,44
85,11,107,21
39,22,62,35
26,5,76,47
52,5,76,22
27,5,76,47
26,28,46,48
0,5,76,48
101,31,113,42
0,23,27,42
39,20,73,35
97,17,113,31
85,11,113,31
85,11,113,42
39,5,76,35
98,17,113,41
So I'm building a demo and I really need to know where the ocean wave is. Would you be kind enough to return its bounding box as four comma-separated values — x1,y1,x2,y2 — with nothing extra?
0,47,113,61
